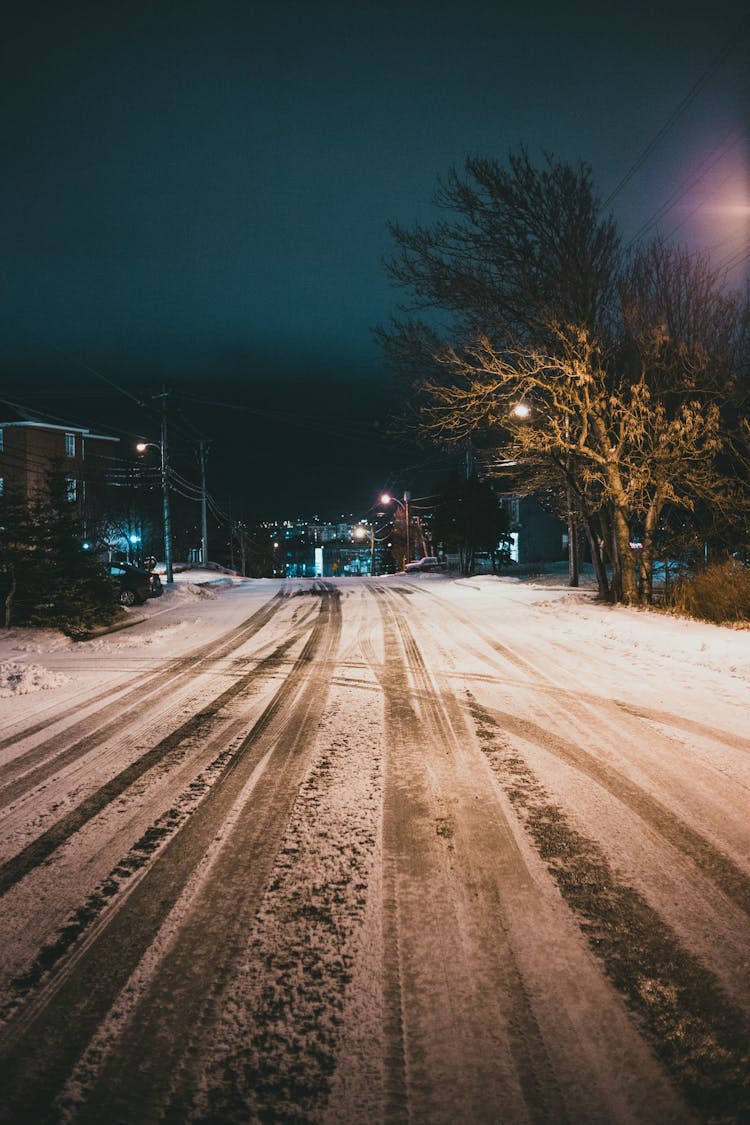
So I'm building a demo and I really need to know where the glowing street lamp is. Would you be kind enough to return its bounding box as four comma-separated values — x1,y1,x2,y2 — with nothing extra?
354,523,376,575
510,397,579,586
379,491,412,567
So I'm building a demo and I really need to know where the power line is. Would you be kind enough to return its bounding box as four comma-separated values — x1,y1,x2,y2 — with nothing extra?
604,13,750,208
50,347,152,410
626,126,746,248
174,391,395,448
716,245,750,274
663,163,743,244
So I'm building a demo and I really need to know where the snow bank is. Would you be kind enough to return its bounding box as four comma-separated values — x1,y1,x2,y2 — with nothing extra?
0,661,69,697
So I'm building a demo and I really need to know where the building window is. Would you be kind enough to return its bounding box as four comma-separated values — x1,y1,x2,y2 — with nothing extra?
0,477,3,496
65,477,77,502
0,428,4,452
65,432,76,457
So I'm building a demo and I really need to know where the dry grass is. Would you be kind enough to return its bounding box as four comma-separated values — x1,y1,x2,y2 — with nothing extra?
667,558,750,625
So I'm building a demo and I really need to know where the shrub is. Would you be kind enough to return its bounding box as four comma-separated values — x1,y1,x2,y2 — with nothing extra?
667,558,750,624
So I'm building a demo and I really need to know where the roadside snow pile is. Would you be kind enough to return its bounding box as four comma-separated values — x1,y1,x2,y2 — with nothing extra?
1,629,73,654
172,583,218,599
87,621,197,652
0,661,69,697
436,574,750,687
554,602,750,683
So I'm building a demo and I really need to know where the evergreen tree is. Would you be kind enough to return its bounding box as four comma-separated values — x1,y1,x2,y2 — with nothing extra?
433,474,508,575
0,473,120,637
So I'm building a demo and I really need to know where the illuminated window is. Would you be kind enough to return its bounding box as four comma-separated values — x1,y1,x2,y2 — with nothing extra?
0,428,4,452
65,477,77,502
0,477,3,495
65,432,75,457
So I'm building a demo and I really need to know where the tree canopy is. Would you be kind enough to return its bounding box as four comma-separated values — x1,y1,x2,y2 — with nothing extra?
379,149,750,604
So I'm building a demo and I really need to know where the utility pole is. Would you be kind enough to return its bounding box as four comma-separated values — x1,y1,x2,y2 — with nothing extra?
159,388,174,584
238,523,246,577
404,491,411,565
566,484,580,587
564,415,579,587
197,440,209,567
465,439,474,479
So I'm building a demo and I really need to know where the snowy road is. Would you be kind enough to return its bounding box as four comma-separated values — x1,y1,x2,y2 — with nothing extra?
0,575,748,1123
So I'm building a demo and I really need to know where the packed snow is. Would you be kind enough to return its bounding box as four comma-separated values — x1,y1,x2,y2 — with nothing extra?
1,569,747,708
1,569,748,1122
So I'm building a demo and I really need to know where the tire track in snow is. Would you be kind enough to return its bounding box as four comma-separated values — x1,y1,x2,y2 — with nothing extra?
0,625,311,1009
481,705,750,921
0,586,342,1124
613,699,750,755
0,616,310,898
469,694,750,1123
402,586,750,918
0,586,291,790
406,583,750,756
194,679,384,1122
371,585,566,1124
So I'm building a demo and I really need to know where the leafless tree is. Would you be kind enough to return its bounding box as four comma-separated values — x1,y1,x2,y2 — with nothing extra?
379,151,749,605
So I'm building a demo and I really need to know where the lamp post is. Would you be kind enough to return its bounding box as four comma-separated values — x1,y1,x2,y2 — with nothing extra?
380,491,412,568
197,439,209,567
136,437,173,584
128,532,141,565
562,412,579,587
511,400,578,587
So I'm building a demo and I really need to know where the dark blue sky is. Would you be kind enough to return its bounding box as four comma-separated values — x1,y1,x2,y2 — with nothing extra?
1,0,747,516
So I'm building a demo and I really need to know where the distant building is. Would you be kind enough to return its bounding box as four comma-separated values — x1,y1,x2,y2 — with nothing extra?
281,535,375,577
496,491,566,565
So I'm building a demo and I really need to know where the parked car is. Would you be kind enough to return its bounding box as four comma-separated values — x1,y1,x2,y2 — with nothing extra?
405,556,443,573
109,563,163,606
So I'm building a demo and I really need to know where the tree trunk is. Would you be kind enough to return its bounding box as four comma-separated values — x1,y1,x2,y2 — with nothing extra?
598,450,640,605
584,517,610,600
639,546,653,605
566,483,579,587
3,564,16,628
612,507,639,604
640,492,664,606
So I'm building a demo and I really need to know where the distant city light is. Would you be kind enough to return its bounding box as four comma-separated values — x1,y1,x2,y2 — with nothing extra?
82,540,91,550
129,533,141,544
512,402,531,419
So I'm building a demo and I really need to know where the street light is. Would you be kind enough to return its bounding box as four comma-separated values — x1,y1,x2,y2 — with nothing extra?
196,439,209,567
136,438,173,584
380,491,412,568
354,523,377,576
509,398,579,587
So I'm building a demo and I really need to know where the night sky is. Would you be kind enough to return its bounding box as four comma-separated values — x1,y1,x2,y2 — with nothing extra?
2,0,748,519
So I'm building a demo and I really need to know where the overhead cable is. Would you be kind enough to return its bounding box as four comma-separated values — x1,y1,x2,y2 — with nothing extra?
604,13,750,208
626,126,746,247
